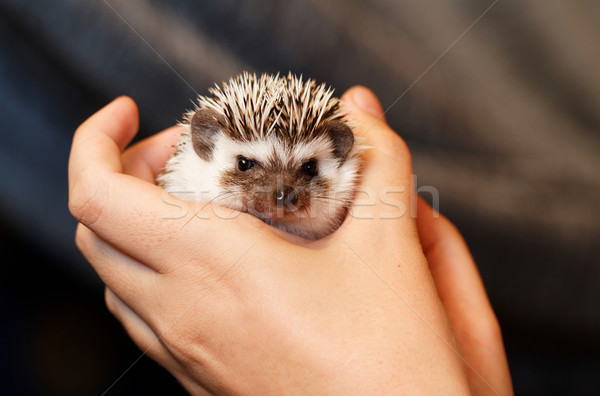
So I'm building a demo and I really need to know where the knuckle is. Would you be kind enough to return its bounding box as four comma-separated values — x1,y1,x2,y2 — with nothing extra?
68,173,109,227
440,215,460,237
74,224,89,252
157,305,207,364
104,289,118,316
370,125,412,166
469,312,503,347
388,130,412,161
481,315,503,342
161,327,196,364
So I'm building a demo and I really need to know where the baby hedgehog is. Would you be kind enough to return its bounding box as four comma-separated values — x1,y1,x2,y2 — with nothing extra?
158,72,362,240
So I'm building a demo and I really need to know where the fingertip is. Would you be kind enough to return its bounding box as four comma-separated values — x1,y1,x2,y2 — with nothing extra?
342,86,385,119
79,96,140,152
112,96,140,145
341,86,404,155
162,124,186,143
122,125,184,182
104,95,139,123
115,95,136,105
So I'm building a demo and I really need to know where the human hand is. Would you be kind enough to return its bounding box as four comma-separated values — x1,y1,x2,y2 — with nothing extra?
69,89,512,395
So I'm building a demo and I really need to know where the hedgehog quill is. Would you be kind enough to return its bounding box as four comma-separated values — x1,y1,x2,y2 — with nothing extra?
159,72,363,240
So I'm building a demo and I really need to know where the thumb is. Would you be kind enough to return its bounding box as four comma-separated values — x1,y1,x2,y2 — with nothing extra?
340,86,415,233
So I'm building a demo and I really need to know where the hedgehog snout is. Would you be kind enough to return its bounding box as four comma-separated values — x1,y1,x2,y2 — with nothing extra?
275,185,298,208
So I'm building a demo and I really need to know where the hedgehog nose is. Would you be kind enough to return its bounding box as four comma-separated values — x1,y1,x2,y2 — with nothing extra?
275,185,298,207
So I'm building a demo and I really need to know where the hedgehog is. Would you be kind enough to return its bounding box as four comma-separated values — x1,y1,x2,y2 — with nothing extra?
158,72,363,240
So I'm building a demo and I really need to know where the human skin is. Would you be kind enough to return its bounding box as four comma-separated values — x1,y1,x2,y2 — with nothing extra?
68,87,513,395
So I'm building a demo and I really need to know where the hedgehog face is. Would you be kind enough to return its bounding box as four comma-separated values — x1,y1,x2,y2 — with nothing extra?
221,155,319,217
189,106,358,238
215,133,348,226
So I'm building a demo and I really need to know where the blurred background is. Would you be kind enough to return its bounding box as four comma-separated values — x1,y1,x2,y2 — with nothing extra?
1,0,599,394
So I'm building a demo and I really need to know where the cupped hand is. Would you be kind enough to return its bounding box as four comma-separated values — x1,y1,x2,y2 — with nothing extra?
68,90,512,395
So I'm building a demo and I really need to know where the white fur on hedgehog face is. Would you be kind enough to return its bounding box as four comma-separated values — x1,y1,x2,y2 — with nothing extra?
159,125,360,239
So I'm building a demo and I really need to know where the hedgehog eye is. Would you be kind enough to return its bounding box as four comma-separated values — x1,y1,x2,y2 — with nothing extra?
237,156,255,171
302,159,318,177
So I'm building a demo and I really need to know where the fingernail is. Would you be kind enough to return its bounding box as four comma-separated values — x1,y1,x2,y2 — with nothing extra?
350,87,384,118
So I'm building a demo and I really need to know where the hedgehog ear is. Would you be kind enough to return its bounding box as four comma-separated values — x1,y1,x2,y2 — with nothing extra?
320,121,354,160
190,108,226,161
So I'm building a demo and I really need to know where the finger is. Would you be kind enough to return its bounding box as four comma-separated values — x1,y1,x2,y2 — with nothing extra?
106,289,213,396
337,87,417,240
76,224,158,316
69,97,139,183
122,126,183,182
105,288,178,371
68,97,272,272
416,198,513,396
